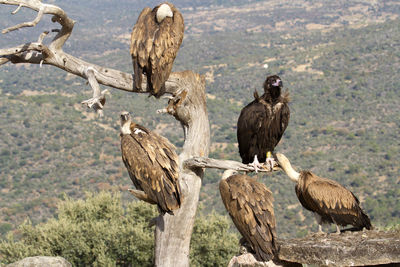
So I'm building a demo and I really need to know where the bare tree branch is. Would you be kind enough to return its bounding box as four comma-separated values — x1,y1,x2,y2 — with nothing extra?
0,57,10,65
81,67,110,117
37,31,49,43
184,157,274,173
1,0,75,49
2,5,45,33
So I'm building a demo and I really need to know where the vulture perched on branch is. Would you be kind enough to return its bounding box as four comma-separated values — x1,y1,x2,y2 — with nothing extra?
275,153,372,234
237,75,290,172
219,170,277,261
120,111,182,214
130,2,184,98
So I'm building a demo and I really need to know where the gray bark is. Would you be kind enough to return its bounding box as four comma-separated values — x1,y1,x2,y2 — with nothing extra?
184,156,275,172
154,72,210,267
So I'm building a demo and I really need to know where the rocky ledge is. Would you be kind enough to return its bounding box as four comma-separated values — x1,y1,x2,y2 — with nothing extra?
230,230,400,267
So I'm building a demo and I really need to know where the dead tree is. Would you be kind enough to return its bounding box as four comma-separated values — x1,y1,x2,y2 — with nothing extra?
0,1,266,266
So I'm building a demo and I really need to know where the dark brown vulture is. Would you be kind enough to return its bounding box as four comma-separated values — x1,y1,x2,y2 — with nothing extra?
219,170,277,261
237,75,290,171
275,153,372,234
130,2,184,98
120,111,182,214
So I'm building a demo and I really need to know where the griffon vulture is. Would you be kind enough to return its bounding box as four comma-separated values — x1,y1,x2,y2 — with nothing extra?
275,153,372,233
120,111,182,214
237,75,290,171
130,2,184,98
219,170,277,261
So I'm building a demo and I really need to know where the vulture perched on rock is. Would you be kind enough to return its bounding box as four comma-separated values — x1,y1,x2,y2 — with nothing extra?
219,170,277,261
275,153,372,233
130,2,184,98
120,111,182,214
237,75,290,171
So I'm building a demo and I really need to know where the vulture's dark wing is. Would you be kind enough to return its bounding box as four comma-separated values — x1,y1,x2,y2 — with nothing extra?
149,4,184,97
237,100,268,164
219,174,276,261
267,93,290,150
130,7,156,90
121,124,181,213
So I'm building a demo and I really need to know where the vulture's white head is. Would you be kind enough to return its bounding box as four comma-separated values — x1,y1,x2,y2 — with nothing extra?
156,3,173,23
120,111,132,135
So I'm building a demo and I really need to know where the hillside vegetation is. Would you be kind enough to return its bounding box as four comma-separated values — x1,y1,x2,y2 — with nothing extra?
0,0,399,241
0,192,238,266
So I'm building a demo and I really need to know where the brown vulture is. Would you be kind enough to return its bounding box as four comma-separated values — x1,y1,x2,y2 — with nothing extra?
219,170,277,261
130,2,184,98
237,75,290,172
275,153,372,233
120,111,182,214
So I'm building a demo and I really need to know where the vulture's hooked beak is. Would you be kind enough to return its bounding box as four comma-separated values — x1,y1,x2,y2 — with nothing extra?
272,79,282,87
120,112,130,122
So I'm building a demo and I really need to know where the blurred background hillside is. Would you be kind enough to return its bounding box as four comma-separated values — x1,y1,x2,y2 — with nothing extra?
0,0,399,239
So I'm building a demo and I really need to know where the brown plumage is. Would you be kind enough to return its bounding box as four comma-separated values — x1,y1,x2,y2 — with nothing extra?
276,153,372,233
120,111,182,214
219,170,277,261
237,75,290,170
130,2,184,98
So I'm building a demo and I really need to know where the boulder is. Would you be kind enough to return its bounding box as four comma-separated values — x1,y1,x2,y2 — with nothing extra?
7,256,72,267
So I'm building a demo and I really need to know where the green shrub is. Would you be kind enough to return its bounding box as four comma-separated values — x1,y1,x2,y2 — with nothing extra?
0,192,239,266
190,212,239,267
0,192,156,266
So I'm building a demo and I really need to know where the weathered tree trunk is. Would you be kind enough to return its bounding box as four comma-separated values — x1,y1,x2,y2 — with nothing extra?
154,72,210,266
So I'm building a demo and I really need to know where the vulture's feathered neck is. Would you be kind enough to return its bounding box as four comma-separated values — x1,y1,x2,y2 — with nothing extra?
121,119,132,135
263,86,281,103
275,153,300,183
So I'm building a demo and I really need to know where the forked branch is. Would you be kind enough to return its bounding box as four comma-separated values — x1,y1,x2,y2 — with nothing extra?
81,67,110,117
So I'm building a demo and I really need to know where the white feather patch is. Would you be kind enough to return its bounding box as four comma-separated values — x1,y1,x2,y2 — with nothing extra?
121,123,132,135
273,102,282,113
134,128,145,135
156,4,173,23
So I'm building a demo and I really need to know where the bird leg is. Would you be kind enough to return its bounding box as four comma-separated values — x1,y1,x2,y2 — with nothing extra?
265,151,276,170
314,214,326,235
249,155,262,173
318,224,324,234
335,224,341,234
128,188,157,205
239,237,251,255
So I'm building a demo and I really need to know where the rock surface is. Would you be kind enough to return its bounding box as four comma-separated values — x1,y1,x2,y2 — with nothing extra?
228,253,301,267
229,230,400,267
277,230,400,266
7,256,72,267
